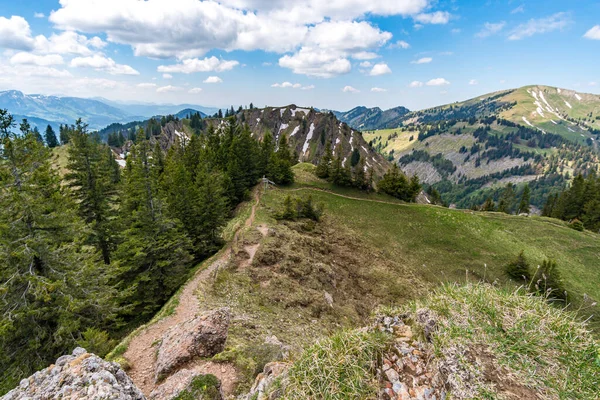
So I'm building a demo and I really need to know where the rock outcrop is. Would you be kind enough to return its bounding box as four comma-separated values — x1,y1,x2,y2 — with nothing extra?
375,314,446,400
1,347,145,400
155,308,231,382
241,362,289,400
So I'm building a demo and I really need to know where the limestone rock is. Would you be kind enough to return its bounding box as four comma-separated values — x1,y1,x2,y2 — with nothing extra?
1,348,144,400
155,308,230,382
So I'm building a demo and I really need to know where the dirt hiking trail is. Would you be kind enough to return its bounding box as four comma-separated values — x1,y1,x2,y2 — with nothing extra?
123,189,264,397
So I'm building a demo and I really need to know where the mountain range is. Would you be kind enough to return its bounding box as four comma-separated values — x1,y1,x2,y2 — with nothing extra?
0,90,217,131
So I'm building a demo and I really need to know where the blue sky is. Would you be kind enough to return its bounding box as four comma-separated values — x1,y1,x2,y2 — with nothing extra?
0,0,598,111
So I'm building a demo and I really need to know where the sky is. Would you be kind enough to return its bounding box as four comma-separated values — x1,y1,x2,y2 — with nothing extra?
0,0,599,112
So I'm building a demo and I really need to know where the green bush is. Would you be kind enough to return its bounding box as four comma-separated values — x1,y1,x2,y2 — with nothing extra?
78,328,115,357
173,374,221,400
569,219,585,231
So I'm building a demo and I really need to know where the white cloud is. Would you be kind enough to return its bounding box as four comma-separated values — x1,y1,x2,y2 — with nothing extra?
262,62,272,66
156,85,183,93
0,16,35,50
34,31,106,56
34,12,45,19
157,56,239,74
360,61,372,68
413,11,451,25
10,52,64,66
469,79,478,85
204,76,223,83
271,82,315,90
188,87,203,93
162,73,173,79
391,40,410,49
0,64,72,79
369,62,392,76
137,83,157,88
426,78,450,86
409,80,423,88
476,22,506,38
584,25,600,40
589,82,598,87
352,51,379,60
411,57,432,64
279,47,352,78
371,87,387,92
508,12,571,40
511,5,525,14
70,55,140,75
342,85,360,93
451,28,461,34
49,0,420,60
272,82,301,88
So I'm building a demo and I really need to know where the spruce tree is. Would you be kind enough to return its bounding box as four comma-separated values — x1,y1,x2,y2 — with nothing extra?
259,131,275,178
518,184,531,214
65,119,118,264
0,108,15,139
0,130,115,390
114,132,193,320
498,183,515,214
44,125,59,148
315,142,333,179
271,134,294,185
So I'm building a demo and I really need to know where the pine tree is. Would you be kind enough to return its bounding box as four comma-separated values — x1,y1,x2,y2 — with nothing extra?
378,164,419,202
350,148,361,167
114,133,193,320
315,142,333,179
353,159,367,190
505,251,531,282
19,119,30,136
497,183,515,214
518,184,531,214
271,134,294,185
65,119,118,264
0,108,15,139
481,197,496,211
259,131,275,178
32,126,43,143
59,124,71,145
0,130,115,390
44,125,59,148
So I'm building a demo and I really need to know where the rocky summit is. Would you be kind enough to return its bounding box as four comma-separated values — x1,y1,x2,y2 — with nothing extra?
1,348,145,400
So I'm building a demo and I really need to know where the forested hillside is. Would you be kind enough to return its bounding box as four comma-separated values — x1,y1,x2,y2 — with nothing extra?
0,109,297,393
362,86,600,210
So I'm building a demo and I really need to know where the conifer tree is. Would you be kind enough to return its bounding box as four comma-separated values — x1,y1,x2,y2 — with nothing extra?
271,134,294,185
0,130,115,390
482,197,496,211
44,125,58,148
353,159,367,190
518,184,531,214
315,142,333,179
497,183,515,214
0,108,15,139
65,119,118,264
32,126,43,143
114,132,193,320
259,131,275,178
378,164,419,202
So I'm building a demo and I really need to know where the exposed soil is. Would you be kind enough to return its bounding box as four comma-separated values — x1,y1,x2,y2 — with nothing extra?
123,189,264,397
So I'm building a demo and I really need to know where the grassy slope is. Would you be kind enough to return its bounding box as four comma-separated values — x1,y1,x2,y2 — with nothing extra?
272,165,600,328
107,163,600,394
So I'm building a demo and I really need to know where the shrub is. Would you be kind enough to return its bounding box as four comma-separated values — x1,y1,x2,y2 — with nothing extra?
78,328,115,357
569,219,584,231
504,251,531,282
